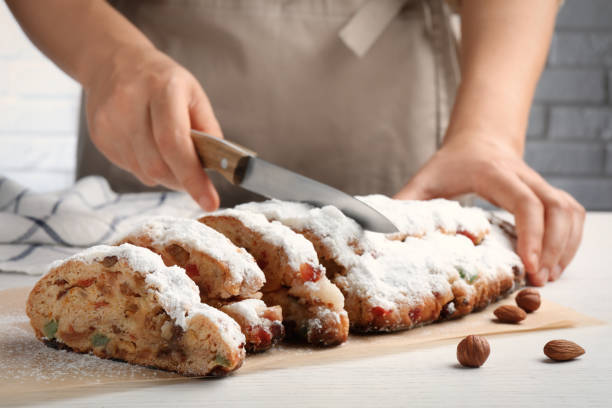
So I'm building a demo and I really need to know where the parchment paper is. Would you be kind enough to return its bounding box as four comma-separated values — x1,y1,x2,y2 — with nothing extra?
0,286,603,398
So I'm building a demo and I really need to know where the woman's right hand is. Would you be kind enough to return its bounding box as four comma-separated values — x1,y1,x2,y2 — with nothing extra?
83,45,222,211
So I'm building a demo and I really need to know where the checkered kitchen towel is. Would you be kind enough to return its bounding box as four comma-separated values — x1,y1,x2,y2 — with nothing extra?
0,176,204,275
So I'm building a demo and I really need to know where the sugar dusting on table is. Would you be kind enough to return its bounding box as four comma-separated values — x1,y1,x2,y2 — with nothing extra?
0,312,174,385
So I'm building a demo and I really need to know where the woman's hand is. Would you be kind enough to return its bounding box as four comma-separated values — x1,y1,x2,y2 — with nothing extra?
395,135,585,286
7,1,222,209
84,46,222,211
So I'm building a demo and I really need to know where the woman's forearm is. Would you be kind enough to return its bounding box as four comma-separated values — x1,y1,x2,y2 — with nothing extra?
447,0,559,154
6,0,155,87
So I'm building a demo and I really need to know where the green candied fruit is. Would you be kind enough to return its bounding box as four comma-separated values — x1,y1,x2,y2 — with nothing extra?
214,354,231,367
457,267,478,284
43,320,58,339
91,333,110,347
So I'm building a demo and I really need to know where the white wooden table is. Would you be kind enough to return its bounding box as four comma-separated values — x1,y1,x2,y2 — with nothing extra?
2,213,611,408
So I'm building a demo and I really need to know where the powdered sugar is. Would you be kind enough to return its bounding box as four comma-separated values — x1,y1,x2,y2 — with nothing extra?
347,225,522,311
236,197,522,317
236,200,364,268
120,216,265,289
236,200,313,221
209,209,320,270
357,194,490,238
341,234,454,310
221,299,267,325
46,242,171,277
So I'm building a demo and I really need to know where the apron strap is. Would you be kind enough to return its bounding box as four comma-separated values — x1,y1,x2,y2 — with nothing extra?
339,0,410,57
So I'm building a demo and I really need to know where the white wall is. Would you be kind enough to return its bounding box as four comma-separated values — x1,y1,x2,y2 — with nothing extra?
0,1,80,192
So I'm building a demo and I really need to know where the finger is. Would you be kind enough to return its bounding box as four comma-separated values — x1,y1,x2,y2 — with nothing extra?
471,167,545,286
394,154,467,200
519,171,572,283
150,83,219,211
130,107,181,189
107,128,155,187
556,192,586,275
123,147,157,186
121,103,172,188
88,98,159,187
394,170,437,201
189,80,223,139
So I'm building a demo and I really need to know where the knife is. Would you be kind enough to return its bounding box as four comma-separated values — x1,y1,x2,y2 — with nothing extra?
191,130,398,233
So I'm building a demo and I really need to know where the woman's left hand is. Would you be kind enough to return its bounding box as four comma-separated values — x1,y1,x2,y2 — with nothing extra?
394,135,585,286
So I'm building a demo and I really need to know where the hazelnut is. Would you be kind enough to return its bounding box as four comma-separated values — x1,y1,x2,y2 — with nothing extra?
515,288,541,312
457,335,490,368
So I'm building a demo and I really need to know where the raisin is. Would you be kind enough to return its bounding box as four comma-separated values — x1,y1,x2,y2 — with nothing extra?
101,256,118,267
125,302,139,314
75,278,95,288
120,282,138,297
166,244,189,264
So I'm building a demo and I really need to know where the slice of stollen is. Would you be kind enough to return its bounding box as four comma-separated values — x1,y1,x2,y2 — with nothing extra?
200,209,349,346
117,216,265,301
27,243,246,376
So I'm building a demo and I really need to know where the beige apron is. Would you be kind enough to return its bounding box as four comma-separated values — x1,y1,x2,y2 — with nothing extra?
76,0,459,207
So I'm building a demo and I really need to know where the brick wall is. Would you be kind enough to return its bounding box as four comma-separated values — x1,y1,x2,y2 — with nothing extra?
0,0,610,208
526,0,612,210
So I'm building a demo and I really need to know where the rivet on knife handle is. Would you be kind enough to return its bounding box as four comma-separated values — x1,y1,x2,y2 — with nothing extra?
190,129,256,185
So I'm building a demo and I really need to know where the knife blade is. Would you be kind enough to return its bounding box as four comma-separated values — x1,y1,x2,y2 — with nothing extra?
191,130,398,233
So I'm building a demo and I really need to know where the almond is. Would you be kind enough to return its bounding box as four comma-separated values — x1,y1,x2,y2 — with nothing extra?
515,288,541,313
493,304,526,323
544,340,585,361
457,335,490,368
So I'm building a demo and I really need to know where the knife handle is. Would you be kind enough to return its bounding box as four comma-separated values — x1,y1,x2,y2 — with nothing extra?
190,130,256,184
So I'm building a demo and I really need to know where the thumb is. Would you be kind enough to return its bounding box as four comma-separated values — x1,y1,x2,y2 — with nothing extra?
189,81,223,139
394,166,438,201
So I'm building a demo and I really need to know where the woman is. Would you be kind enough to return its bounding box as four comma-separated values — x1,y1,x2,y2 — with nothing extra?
7,0,584,286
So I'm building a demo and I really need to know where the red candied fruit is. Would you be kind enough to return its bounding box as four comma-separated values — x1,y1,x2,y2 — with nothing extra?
185,264,199,279
75,278,95,288
299,264,323,282
93,301,109,309
457,230,479,245
252,327,272,347
409,308,422,323
372,306,392,317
